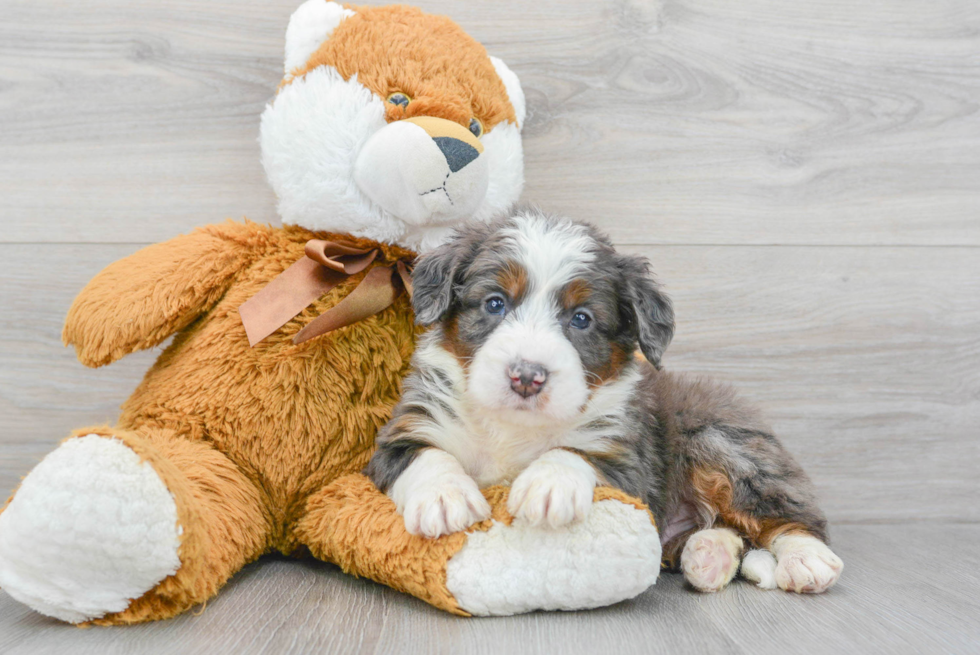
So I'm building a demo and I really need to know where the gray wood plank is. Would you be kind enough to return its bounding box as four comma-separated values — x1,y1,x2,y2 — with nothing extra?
629,243,980,524
1,0,978,245
1,524,977,655
1,243,976,523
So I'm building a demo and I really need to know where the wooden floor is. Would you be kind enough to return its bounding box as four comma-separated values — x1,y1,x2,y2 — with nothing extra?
0,524,977,655
1,0,978,653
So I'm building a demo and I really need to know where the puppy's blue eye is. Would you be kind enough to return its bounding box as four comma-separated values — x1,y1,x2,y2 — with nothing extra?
570,312,592,329
485,297,506,315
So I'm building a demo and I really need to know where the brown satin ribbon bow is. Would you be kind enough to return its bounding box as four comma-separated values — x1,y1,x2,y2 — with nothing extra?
238,239,413,347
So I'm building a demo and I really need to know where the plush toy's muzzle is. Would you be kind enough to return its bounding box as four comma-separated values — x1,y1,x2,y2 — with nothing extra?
354,116,489,226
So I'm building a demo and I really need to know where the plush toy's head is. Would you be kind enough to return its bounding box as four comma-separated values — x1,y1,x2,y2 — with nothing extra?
261,2,526,252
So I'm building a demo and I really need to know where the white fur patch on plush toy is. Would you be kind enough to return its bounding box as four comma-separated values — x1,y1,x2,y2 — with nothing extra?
446,499,661,616
0,435,181,623
489,56,526,127
261,66,392,242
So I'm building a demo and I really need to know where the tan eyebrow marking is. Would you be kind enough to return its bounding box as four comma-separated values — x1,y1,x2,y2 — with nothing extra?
560,278,592,311
496,260,529,303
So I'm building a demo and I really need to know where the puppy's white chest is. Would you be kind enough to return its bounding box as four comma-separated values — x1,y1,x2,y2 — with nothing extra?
458,421,558,488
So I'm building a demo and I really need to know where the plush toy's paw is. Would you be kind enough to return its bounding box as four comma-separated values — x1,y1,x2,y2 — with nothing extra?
0,434,181,623
772,534,843,594
506,449,597,528
299,475,662,617
681,527,743,592
390,449,490,539
447,487,661,615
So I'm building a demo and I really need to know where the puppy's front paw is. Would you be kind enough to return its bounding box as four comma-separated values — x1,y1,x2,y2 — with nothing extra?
390,449,490,539
402,475,491,538
772,534,843,594
507,450,597,528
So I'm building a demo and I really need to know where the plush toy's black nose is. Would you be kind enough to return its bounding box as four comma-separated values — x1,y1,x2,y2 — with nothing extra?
507,361,549,398
433,136,480,173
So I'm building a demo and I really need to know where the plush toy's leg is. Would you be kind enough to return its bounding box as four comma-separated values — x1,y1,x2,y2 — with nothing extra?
294,474,662,616
0,426,270,625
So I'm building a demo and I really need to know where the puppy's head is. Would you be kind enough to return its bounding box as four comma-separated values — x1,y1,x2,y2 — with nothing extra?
413,208,674,424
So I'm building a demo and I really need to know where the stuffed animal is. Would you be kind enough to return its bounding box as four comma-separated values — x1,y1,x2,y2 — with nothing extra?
0,2,661,623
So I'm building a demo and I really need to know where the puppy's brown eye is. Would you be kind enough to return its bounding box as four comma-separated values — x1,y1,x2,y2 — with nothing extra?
570,311,592,330
469,118,484,137
387,93,410,107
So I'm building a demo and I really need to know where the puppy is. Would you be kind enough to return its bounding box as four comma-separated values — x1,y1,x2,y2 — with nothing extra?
366,208,843,594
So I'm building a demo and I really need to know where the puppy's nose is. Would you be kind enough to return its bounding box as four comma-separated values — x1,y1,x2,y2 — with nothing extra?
434,137,479,172
507,361,549,398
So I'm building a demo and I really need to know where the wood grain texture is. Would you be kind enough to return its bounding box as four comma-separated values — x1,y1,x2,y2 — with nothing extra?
1,524,978,655
1,0,978,244
2,243,976,522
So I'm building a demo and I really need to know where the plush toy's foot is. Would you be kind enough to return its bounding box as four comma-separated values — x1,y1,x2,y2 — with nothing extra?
0,433,181,623
0,427,270,624
295,474,661,616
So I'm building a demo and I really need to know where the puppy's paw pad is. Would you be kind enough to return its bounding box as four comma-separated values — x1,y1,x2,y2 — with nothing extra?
403,474,490,539
681,528,743,593
774,536,843,594
507,455,595,529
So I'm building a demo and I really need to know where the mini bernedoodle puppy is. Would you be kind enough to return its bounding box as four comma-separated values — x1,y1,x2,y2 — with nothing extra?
367,208,843,594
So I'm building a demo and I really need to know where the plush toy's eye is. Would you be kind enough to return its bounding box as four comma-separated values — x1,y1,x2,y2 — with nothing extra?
469,118,484,137
485,296,506,316
387,93,411,108
570,311,592,330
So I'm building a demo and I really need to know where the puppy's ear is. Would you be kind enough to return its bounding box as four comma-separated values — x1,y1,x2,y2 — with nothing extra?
411,233,477,326
618,254,675,368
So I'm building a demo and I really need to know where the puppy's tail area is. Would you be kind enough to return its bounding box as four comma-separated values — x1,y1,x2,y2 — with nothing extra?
740,549,777,589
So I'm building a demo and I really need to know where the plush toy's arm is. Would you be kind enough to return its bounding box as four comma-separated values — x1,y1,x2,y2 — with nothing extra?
296,474,662,617
63,221,265,368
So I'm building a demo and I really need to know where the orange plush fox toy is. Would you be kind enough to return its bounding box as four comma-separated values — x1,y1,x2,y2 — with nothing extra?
0,2,661,623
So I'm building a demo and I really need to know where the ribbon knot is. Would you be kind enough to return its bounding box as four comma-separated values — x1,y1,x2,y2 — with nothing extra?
239,239,413,347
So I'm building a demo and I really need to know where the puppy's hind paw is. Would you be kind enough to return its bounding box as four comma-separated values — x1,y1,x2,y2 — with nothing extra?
772,534,843,594
681,528,743,593
741,549,778,590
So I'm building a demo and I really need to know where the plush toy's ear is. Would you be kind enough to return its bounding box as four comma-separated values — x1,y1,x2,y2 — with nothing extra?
490,56,526,129
284,0,355,74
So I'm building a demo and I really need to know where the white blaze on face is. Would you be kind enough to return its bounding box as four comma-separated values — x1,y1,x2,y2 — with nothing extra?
467,213,597,424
